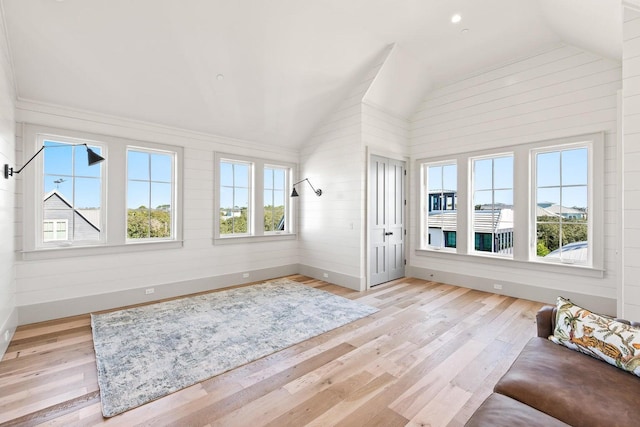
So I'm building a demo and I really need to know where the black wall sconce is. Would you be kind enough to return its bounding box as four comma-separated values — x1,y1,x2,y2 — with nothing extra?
4,143,105,179
291,178,322,197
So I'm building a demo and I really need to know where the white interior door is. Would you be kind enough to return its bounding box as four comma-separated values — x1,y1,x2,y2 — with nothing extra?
369,155,405,287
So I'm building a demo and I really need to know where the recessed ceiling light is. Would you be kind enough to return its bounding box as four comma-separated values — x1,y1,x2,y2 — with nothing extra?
451,14,462,24
216,74,224,81
461,28,469,34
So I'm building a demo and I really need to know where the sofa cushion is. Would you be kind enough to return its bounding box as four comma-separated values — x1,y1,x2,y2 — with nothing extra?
495,337,640,427
465,393,570,427
550,296,640,376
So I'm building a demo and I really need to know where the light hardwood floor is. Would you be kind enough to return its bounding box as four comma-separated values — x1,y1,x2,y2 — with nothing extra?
0,275,544,426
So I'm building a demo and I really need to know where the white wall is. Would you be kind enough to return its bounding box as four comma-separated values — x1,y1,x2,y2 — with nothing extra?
13,102,300,323
409,44,621,314
623,4,640,319
298,48,397,290
0,11,17,356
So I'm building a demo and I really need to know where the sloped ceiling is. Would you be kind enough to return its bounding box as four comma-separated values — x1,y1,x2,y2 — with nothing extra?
0,0,621,149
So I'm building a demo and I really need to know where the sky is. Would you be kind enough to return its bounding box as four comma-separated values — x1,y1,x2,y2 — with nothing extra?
219,162,285,210
427,147,588,211
43,141,173,210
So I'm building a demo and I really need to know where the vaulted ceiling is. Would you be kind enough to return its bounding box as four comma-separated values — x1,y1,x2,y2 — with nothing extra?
1,0,622,149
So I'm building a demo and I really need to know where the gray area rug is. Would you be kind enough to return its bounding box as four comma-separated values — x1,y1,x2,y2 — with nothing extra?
91,278,378,417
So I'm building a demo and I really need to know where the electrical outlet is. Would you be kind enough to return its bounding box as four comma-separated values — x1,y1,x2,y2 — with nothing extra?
323,272,329,278
242,273,250,278
145,288,155,295
4,330,9,343
493,283,503,290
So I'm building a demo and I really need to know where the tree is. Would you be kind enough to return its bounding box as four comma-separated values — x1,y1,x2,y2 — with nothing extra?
536,215,588,253
127,205,171,238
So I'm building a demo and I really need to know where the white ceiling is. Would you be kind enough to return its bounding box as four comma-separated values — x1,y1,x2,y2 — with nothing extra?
1,0,622,150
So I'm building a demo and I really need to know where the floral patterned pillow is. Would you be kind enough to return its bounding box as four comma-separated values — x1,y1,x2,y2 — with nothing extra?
549,296,640,377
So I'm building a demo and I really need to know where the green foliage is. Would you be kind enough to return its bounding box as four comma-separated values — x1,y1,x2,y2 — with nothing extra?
536,242,550,257
264,205,285,231
536,216,588,253
128,206,171,239
220,208,248,234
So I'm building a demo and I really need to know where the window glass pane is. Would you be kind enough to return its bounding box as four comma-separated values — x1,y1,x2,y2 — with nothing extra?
537,151,560,187
494,156,513,188
264,169,274,190
472,155,514,257
562,186,587,215
75,177,101,210
220,162,233,187
43,141,72,176
151,153,172,182
234,163,249,188
425,162,457,249
127,180,149,210
428,166,443,191
561,148,588,186
220,161,252,236
536,146,589,263
128,149,174,240
273,169,285,190
42,140,102,245
442,164,456,190
75,145,102,178
128,150,149,180
263,166,287,233
473,159,492,191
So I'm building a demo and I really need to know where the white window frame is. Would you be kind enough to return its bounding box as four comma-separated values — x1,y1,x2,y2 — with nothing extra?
470,152,514,259
126,146,178,243
214,152,296,244
415,132,604,274
531,141,594,267
33,133,106,249
263,164,290,235
420,160,458,252
21,124,183,260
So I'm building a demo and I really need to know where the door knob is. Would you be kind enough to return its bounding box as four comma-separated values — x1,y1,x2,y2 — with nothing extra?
385,231,393,236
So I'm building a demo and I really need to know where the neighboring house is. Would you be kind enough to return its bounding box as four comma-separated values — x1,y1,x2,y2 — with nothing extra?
428,190,523,254
537,202,587,220
43,190,100,242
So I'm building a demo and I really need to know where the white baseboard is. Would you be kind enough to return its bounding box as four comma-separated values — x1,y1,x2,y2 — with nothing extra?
0,307,18,357
297,264,364,291
18,264,298,325
406,266,617,316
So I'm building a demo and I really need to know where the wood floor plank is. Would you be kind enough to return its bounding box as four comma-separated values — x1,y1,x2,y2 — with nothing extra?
0,275,544,426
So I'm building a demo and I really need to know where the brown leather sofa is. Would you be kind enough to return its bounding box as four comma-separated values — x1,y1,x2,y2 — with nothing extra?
465,305,640,427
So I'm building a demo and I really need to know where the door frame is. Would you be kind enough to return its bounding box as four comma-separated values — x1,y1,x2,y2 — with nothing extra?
365,148,409,289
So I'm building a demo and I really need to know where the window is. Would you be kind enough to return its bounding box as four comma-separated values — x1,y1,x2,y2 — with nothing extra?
127,148,176,240
534,145,589,264
21,124,183,259
215,153,294,242
42,139,103,246
219,160,251,235
423,162,457,249
472,154,514,257
43,219,68,241
264,166,286,232
416,133,602,271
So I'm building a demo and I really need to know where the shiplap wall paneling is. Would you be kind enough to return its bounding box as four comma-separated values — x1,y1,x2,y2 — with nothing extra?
13,106,299,320
409,44,621,309
0,12,16,357
623,6,640,319
297,52,395,290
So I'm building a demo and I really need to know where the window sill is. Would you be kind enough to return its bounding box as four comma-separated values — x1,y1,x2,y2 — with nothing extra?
20,240,184,261
213,233,297,245
414,248,604,279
